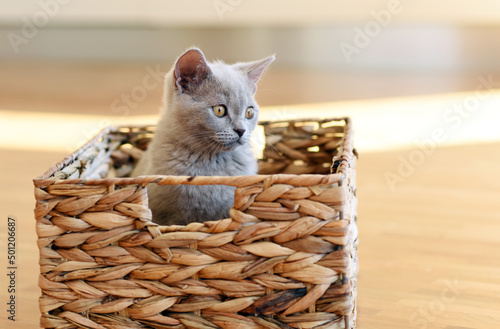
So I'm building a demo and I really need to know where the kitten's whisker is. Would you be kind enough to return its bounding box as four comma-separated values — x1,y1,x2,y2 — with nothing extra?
190,139,222,161
262,132,286,160
180,140,215,162
188,131,216,137
207,142,224,160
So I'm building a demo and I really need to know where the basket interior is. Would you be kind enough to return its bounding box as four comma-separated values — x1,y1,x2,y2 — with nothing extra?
48,118,349,181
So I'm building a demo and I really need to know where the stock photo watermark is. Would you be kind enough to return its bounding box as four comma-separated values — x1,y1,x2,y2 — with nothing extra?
339,0,405,63
111,64,165,116
384,74,500,191
409,278,467,329
6,216,17,321
7,0,72,54
213,0,245,21
65,64,165,153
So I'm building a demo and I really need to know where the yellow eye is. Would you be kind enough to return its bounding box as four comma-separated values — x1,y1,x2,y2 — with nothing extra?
213,105,226,117
245,107,254,119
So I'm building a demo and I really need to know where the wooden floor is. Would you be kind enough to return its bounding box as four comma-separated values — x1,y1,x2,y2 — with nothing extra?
1,61,500,328
356,142,500,328
2,143,499,328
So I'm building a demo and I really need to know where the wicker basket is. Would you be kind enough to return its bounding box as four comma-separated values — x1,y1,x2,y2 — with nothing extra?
33,117,358,329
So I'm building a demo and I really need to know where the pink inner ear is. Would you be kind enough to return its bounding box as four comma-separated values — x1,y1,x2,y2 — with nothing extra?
245,55,275,85
247,67,265,84
174,49,211,91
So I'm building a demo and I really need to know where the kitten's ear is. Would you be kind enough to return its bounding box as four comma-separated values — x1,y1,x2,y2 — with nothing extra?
174,48,212,93
236,55,275,93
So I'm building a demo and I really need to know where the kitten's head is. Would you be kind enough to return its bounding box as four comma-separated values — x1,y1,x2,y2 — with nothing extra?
166,48,274,155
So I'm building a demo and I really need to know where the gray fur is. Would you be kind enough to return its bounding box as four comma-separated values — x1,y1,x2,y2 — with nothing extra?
133,48,274,225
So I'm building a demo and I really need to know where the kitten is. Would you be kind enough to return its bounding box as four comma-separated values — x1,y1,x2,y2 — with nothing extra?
133,48,274,225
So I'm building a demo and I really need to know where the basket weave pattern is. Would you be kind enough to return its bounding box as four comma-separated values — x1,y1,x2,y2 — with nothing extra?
34,118,358,329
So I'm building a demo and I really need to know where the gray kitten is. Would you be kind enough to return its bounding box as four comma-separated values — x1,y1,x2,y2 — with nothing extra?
133,48,274,225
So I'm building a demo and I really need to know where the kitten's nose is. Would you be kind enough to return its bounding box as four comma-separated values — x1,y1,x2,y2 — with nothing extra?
234,128,246,138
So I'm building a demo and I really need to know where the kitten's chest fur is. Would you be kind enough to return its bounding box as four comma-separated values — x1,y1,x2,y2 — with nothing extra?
140,138,257,226
152,138,256,177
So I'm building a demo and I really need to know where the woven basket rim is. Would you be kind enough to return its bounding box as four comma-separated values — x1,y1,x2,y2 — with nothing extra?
34,117,354,187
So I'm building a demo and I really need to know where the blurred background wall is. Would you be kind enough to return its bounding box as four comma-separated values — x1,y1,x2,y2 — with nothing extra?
2,0,500,67
1,0,500,112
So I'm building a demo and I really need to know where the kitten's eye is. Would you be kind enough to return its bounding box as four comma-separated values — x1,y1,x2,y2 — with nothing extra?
245,107,255,119
213,105,227,117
